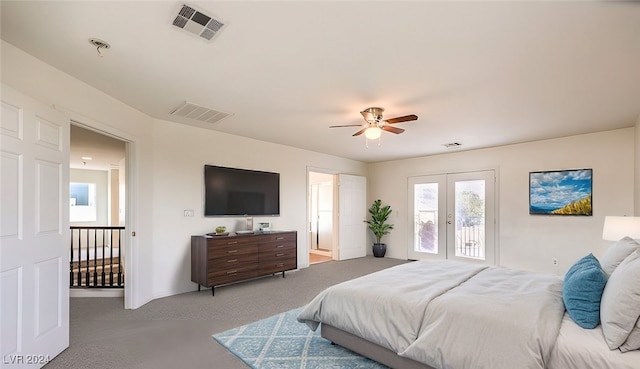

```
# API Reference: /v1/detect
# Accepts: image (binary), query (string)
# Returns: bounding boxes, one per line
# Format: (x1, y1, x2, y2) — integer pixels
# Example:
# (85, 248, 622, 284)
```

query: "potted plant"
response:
(364, 199, 394, 257)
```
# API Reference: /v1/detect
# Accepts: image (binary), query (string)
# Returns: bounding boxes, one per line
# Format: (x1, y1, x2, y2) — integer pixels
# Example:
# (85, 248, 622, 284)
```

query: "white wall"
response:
(368, 128, 635, 275)
(636, 115, 640, 215)
(149, 119, 366, 297)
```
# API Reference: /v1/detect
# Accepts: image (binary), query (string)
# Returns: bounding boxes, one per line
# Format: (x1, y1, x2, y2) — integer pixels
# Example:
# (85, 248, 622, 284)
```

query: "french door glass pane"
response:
(454, 180, 485, 260)
(413, 183, 439, 254)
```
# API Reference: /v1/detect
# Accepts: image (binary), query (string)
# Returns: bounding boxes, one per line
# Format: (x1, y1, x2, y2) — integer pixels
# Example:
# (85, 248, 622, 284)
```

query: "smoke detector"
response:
(172, 4, 225, 41)
(88, 38, 110, 57)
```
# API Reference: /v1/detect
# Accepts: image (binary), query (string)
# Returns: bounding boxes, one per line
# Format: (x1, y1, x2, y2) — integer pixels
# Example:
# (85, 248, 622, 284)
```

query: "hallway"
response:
(309, 253, 332, 264)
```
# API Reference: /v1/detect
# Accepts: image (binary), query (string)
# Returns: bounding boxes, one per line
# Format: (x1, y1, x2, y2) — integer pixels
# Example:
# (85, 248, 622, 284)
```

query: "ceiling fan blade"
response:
(329, 124, 363, 128)
(352, 127, 368, 136)
(384, 114, 418, 124)
(382, 125, 405, 134)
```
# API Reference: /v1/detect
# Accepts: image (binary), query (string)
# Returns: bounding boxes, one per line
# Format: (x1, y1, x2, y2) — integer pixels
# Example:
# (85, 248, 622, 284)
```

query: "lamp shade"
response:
(364, 126, 382, 139)
(602, 216, 640, 241)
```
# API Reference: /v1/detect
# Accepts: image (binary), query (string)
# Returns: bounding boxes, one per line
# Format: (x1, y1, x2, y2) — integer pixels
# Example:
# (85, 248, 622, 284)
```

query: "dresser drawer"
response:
(208, 263, 257, 285)
(207, 236, 256, 247)
(259, 247, 296, 262)
(259, 232, 296, 243)
(208, 243, 258, 259)
(208, 253, 258, 270)
(259, 240, 296, 254)
(257, 257, 297, 275)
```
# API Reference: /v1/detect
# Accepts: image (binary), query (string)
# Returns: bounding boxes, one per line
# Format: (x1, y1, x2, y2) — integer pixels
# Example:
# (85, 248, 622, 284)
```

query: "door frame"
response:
(64, 111, 139, 309)
(407, 167, 500, 265)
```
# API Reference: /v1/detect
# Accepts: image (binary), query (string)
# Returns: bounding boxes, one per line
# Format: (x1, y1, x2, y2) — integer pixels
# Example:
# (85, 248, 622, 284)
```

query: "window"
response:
(70, 182, 96, 222)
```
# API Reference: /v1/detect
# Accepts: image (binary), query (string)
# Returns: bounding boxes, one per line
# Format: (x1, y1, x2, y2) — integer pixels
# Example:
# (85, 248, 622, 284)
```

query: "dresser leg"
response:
(198, 284, 201, 292)
(212, 287, 215, 296)
(282, 271, 285, 278)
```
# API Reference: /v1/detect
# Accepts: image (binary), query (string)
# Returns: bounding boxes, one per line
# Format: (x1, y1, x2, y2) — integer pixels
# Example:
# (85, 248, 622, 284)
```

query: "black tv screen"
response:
(204, 165, 280, 216)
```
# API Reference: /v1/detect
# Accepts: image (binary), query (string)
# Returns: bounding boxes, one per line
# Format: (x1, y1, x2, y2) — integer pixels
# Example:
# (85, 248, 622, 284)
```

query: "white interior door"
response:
(337, 174, 367, 260)
(408, 170, 496, 265)
(1, 85, 70, 367)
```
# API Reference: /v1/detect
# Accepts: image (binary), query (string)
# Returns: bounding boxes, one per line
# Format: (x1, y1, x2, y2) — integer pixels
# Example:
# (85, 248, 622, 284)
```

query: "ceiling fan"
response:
(330, 107, 418, 139)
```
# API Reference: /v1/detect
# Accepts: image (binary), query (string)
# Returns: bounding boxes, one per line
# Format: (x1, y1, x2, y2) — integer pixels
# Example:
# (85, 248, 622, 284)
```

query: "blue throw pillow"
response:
(562, 253, 608, 329)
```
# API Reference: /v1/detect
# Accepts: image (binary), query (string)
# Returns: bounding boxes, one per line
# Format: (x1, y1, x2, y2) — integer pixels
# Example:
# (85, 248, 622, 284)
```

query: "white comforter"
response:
(298, 260, 487, 353)
(297, 261, 565, 369)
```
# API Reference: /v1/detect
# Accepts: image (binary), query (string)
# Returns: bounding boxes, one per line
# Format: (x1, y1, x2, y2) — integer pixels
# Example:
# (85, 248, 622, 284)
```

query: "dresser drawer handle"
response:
(227, 241, 238, 245)
(276, 237, 285, 240)
(227, 250, 238, 254)
(277, 263, 284, 267)
(227, 270, 238, 274)
(276, 253, 285, 257)
(276, 245, 285, 248)
(227, 259, 238, 263)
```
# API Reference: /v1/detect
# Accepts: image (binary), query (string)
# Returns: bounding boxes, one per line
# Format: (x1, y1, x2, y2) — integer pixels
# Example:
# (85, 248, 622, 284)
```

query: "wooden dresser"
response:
(191, 231, 297, 295)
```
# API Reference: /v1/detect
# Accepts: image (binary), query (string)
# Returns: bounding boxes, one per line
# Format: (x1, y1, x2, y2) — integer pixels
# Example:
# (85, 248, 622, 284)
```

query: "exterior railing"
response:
(456, 217, 485, 259)
(70, 226, 124, 288)
(416, 216, 485, 259)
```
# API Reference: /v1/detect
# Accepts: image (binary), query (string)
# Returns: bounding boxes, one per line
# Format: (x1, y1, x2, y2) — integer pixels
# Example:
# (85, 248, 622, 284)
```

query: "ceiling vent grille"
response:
(170, 102, 232, 124)
(172, 4, 225, 41)
(443, 142, 462, 149)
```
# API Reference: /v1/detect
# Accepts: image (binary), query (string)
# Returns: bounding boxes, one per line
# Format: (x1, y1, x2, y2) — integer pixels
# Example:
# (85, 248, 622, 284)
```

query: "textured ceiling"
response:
(2, 1, 640, 163)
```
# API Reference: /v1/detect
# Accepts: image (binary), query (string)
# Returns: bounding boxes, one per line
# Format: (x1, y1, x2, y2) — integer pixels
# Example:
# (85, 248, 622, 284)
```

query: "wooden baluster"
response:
(117, 228, 123, 286)
(70, 230, 74, 287)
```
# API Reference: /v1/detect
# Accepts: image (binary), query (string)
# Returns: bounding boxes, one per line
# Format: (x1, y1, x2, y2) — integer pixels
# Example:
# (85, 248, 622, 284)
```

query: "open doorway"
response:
(69, 124, 127, 297)
(308, 171, 335, 264)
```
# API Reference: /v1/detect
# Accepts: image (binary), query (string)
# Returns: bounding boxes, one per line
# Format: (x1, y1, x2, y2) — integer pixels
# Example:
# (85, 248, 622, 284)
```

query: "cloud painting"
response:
(529, 169, 592, 215)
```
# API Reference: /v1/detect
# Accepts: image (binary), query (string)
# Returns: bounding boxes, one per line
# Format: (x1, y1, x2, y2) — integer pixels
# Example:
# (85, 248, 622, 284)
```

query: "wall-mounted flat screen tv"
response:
(204, 165, 280, 216)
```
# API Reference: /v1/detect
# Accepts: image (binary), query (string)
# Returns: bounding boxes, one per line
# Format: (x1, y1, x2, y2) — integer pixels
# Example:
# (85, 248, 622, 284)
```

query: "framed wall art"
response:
(529, 168, 592, 216)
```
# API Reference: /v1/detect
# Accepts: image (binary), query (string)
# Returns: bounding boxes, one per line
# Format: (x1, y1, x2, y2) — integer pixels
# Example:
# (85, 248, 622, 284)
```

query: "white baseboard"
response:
(70, 288, 124, 298)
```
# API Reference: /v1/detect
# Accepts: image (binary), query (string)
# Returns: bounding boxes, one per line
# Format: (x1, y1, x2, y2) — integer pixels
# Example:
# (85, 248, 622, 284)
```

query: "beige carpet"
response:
(46, 256, 408, 369)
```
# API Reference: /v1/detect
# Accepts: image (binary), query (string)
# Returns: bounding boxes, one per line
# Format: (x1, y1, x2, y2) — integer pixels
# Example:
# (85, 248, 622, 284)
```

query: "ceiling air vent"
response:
(172, 4, 225, 41)
(170, 102, 232, 124)
(443, 142, 462, 149)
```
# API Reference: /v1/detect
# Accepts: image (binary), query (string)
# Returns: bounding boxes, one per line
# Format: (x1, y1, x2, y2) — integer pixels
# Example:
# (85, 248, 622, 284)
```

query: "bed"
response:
(297, 239, 640, 369)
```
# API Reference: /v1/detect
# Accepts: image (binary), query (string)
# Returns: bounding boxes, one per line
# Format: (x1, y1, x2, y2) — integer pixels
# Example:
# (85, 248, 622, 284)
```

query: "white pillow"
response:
(600, 250, 640, 349)
(599, 236, 640, 277)
(620, 317, 640, 352)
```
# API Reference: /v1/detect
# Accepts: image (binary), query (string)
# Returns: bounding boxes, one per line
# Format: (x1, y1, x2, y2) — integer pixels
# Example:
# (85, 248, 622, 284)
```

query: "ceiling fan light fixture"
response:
(365, 126, 382, 139)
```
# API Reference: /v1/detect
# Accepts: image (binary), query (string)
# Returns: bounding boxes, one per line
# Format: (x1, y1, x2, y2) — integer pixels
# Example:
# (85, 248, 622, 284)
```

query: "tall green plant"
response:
(364, 199, 394, 244)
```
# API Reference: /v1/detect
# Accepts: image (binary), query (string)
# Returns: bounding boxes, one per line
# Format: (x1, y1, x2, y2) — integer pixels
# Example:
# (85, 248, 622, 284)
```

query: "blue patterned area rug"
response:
(213, 307, 389, 369)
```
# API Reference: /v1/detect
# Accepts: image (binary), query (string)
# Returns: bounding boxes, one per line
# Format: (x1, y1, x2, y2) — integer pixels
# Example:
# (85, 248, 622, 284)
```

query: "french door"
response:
(408, 170, 496, 265)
